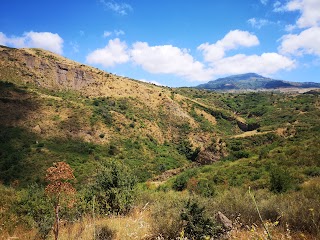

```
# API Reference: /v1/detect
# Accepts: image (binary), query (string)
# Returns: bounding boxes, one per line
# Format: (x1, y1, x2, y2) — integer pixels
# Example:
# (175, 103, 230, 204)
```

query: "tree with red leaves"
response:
(45, 162, 76, 240)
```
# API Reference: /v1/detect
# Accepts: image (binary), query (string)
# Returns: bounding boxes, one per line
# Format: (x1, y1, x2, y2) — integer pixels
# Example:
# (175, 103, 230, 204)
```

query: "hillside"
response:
(1, 46, 320, 239)
(196, 72, 320, 91)
(0, 45, 249, 184)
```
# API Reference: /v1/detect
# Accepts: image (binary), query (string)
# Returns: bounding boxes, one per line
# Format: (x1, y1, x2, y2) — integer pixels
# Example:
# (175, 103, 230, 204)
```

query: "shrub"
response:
(88, 161, 137, 215)
(269, 168, 293, 193)
(18, 184, 54, 239)
(148, 191, 185, 239)
(172, 170, 197, 191)
(95, 225, 116, 240)
(181, 200, 219, 239)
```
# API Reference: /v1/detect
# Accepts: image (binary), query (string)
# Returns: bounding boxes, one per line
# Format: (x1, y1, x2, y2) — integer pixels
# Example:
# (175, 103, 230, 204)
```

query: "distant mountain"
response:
(196, 73, 320, 90)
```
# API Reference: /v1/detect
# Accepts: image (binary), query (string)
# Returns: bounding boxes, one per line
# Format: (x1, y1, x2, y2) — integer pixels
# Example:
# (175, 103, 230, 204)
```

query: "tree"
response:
(45, 162, 76, 240)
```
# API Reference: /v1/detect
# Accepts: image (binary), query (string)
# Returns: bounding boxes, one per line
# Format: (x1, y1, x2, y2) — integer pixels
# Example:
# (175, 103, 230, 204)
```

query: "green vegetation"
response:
(0, 77, 320, 239)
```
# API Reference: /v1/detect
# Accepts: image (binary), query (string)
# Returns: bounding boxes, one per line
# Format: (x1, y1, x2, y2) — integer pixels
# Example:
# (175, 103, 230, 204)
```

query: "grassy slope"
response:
(0, 46, 320, 239)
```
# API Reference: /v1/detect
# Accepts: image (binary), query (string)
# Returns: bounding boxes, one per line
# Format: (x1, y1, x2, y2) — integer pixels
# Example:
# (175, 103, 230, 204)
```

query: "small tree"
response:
(45, 162, 76, 240)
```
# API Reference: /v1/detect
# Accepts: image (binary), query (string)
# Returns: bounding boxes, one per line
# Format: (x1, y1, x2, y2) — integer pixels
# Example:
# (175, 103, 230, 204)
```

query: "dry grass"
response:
(229, 227, 316, 240)
(195, 108, 217, 125)
(54, 207, 151, 240)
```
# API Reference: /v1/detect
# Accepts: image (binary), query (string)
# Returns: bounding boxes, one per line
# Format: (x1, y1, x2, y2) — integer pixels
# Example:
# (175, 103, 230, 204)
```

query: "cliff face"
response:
(0, 45, 108, 92)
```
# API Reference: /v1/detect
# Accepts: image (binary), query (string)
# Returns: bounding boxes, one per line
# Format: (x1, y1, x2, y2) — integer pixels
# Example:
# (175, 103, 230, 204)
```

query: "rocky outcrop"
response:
(0, 45, 110, 93)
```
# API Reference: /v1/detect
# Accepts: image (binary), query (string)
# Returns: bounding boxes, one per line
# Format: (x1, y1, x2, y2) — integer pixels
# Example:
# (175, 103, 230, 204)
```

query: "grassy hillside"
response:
(0, 46, 320, 239)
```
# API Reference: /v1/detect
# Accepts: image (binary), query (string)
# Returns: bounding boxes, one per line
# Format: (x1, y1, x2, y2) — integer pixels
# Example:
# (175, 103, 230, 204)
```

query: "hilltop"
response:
(0, 46, 320, 239)
(196, 72, 320, 91)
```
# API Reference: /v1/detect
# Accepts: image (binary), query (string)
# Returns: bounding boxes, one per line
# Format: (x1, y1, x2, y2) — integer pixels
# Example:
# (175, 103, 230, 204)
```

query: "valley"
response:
(0, 46, 320, 240)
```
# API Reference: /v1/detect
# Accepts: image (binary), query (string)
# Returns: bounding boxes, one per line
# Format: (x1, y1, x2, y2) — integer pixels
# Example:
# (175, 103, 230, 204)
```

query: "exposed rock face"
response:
(0, 46, 107, 93)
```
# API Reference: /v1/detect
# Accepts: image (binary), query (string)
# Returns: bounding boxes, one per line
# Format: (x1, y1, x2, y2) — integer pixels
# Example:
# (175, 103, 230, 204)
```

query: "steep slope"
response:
(196, 72, 320, 90)
(0, 46, 247, 185)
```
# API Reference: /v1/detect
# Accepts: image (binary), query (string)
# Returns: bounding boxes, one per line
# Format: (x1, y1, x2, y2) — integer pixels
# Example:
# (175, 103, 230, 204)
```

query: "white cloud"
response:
(86, 38, 129, 67)
(287, 0, 320, 28)
(100, 0, 132, 15)
(248, 18, 270, 29)
(0, 31, 63, 54)
(103, 31, 112, 38)
(279, 27, 320, 56)
(103, 30, 125, 38)
(285, 24, 297, 32)
(86, 30, 295, 82)
(131, 42, 213, 81)
(139, 78, 163, 86)
(0, 32, 8, 45)
(274, 0, 320, 28)
(273, 1, 286, 12)
(114, 30, 125, 36)
(210, 53, 295, 76)
(197, 30, 294, 77)
(198, 30, 259, 62)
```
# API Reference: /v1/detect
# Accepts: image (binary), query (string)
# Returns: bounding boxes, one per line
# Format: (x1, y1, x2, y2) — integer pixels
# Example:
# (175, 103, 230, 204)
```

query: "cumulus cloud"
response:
(279, 27, 320, 56)
(286, 0, 320, 28)
(198, 30, 259, 62)
(0, 31, 63, 54)
(274, 0, 320, 28)
(275, 0, 320, 58)
(100, 0, 132, 15)
(86, 30, 295, 82)
(86, 38, 129, 67)
(248, 18, 270, 29)
(131, 42, 213, 81)
(196, 30, 294, 77)
(210, 53, 295, 76)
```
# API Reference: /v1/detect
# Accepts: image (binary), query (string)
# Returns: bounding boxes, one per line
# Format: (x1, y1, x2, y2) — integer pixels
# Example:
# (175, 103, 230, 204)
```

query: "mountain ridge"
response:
(196, 73, 320, 91)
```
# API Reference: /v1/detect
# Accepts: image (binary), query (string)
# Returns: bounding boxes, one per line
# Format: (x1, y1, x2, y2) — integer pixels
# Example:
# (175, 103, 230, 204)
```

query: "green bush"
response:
(269, 167, 293, 193)
(18, 184, 54, 239)
(181, 200, 219, 239)
(172, 170, 197, 191)
(87, 161, 137, 215)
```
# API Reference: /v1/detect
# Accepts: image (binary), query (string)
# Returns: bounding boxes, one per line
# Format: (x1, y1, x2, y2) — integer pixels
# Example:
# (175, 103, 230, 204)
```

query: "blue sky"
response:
(1, 0, 319, 87)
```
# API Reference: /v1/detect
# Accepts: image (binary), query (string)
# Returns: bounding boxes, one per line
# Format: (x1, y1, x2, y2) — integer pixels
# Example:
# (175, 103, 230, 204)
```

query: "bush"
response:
(18, 184, 54, 239)
(95, 225, 116, 240)
(172, 170, 197, 191)
(181, 200, 219, 239)
(88, 161, 137, 215)
(270, 168, 293, 193)
(148, 191, 185, 239)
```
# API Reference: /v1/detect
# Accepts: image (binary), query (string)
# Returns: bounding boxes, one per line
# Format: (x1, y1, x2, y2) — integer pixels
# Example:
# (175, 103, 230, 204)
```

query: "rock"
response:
(217, 211, 233, 231)
(33, 125, 42, 134)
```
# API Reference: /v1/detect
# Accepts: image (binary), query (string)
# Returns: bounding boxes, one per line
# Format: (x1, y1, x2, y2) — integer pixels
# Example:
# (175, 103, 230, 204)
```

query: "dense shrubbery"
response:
(86, 161, 137, 215)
